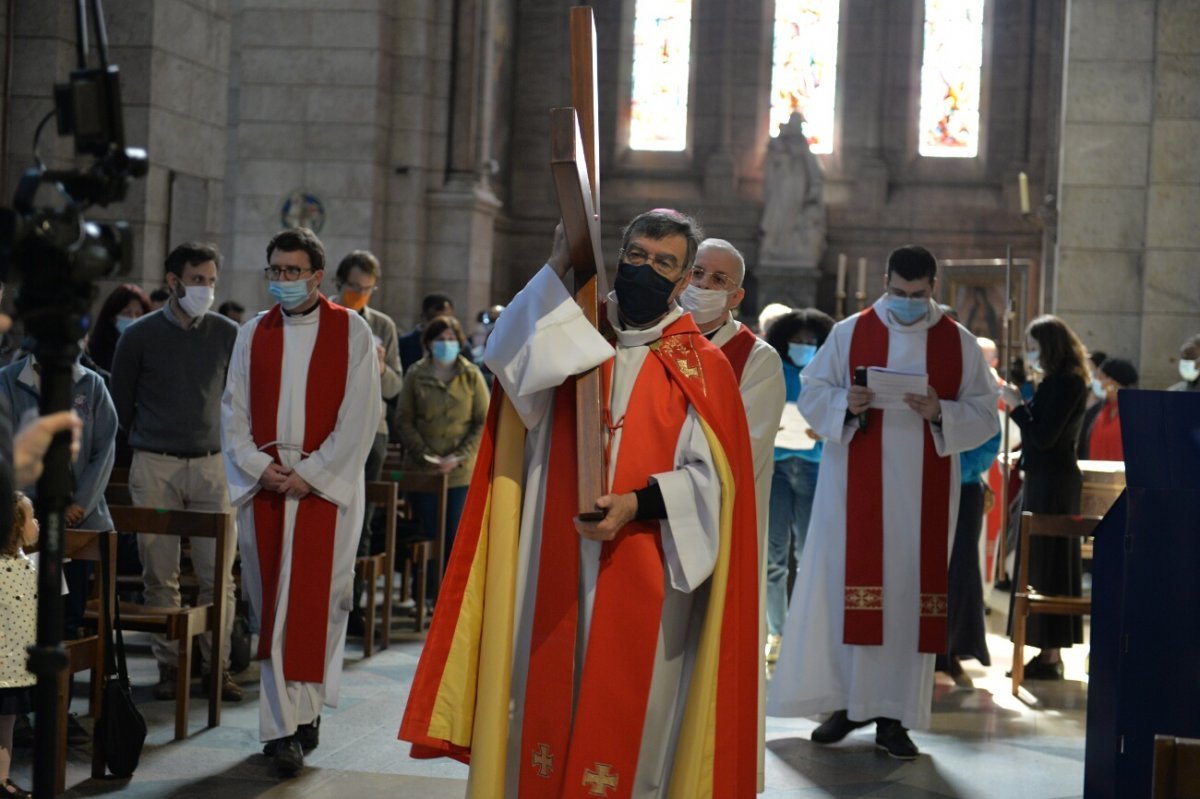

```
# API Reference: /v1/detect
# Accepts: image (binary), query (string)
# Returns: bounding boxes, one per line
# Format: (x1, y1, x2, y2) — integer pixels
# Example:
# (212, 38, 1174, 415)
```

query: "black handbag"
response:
(94, 536, 147, 777)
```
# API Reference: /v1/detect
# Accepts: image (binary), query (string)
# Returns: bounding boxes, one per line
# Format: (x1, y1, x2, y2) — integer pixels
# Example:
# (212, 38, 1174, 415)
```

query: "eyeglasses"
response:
(689, 267, 737, 291)
(264, 266, 315, 281)
(343, 282, 377, 294)
(621, 246, 683, 279)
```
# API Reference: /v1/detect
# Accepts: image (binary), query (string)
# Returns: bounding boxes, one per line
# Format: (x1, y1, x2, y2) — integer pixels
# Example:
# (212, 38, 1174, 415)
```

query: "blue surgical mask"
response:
(886, 295, 929, 325)
(431, 340, 460, 364)
(114, 316, 136, 334)
(1025, 350, 1041, 372)
(268, 280, 313, 310)
(788, 342, 817, 368)
(1091, 378, 1106, 399)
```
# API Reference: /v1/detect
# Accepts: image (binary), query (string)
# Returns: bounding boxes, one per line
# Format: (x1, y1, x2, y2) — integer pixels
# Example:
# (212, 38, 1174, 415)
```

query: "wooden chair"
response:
(382, 468, 449, 633)
(103, 505, 232, 740)
(1153, 735, 1200, 799)
(1010, 511, 1102, 696)
(30, 530, 115, 791)
(353, 480, 399, 656)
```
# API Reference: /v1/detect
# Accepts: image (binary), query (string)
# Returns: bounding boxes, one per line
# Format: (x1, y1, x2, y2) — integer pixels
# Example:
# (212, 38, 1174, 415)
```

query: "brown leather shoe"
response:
(204, 670, 244, 703)
(154, 664, 178, 701)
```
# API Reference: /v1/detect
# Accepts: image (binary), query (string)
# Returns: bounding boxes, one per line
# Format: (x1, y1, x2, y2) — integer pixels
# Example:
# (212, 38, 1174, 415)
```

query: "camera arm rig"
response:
(0, 1, 148, 796)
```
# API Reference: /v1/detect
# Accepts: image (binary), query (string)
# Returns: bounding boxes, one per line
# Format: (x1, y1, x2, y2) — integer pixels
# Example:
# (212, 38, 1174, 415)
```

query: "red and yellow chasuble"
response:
(248, 295, 349, 683)
(399, 314, 759, 798)
(844, 307, 962, 653)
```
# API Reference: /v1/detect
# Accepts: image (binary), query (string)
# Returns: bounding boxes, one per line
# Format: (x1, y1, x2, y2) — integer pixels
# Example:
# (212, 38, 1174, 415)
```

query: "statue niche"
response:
(755, 112, 827, 308)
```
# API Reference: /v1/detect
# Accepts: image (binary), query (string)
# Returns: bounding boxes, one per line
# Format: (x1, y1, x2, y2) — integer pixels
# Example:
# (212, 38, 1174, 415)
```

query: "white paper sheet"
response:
(866, 366, 928, 411)
(775, 402, 817, 450)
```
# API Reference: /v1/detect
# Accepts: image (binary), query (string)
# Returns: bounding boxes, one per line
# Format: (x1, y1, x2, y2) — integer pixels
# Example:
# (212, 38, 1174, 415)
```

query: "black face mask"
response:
(613, 261, 678, 326)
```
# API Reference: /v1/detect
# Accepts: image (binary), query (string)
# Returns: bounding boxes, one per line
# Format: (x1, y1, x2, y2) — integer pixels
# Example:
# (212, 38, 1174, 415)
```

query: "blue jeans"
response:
(766, 457, 820, 635)
(409, 485, 470, 600)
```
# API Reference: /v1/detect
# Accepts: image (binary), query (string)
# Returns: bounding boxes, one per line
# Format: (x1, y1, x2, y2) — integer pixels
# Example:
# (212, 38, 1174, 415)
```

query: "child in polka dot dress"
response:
(0, 492, 38, 798)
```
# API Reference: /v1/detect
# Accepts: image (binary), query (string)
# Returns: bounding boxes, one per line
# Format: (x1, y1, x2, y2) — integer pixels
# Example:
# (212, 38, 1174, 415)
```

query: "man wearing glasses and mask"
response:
(767, 245, 998, 760)
(110, 242, 242, 704)
(678, 237, 785, 790)
(221, 227, 381, 777)
(401, 209, 760, 796)
(333, 250, 402, 636)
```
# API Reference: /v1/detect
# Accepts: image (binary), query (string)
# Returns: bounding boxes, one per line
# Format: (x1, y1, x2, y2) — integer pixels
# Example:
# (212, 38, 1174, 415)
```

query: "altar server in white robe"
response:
(677, 237, 785, 791)
(222, 227, 380, 777)
(399, 210, 761, 798)
(767, 245, 998, 760)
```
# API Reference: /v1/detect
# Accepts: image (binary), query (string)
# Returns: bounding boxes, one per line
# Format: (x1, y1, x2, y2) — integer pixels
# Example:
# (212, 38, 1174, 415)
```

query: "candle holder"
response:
(835, 290, 847, 320)
(855, 290, 866, 312)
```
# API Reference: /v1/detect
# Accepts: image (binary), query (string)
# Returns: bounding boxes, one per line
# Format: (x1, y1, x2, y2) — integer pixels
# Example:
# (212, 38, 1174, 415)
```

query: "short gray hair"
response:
(620, 209, 705, 271)
(696, 238, 746, 286)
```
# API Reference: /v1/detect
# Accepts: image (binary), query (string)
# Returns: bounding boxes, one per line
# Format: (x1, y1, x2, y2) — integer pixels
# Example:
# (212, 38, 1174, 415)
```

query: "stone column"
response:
(422, 0, 501, 319)
(1055, 0, 1200, 388)
(1140, 0, 1200, 387)
(1054, 0, 1153, 366)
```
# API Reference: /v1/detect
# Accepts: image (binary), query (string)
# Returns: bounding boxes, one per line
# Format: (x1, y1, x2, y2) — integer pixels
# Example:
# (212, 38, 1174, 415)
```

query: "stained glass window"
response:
(629, 0, 693, 152)
(919, 0, 984, 158)
(769, 0, 840, 154)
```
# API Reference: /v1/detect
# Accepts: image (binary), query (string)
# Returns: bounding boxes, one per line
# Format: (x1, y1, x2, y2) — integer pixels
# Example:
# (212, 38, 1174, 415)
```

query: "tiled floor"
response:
(10, 589, 1089, 798)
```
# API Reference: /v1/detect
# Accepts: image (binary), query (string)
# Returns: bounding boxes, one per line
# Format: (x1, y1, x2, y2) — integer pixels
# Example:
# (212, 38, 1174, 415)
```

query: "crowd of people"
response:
(0, 229, 501, 790)
(0, 214, 1195, 796)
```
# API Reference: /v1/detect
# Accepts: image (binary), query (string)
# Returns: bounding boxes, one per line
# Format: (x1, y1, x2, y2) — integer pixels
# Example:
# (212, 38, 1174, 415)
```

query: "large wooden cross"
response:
(551, 6, 608, 516)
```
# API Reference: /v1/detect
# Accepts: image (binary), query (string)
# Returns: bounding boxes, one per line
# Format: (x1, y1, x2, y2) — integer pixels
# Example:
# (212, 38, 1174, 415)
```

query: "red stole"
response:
(249, 296, 350, 682)
(720, 322, 758, 383)
(845, 307, 961, 653)
(517, 314, 758, 798)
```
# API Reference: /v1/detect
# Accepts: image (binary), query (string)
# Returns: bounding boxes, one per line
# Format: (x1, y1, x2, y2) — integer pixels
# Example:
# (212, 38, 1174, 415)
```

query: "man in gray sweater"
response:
(110, 241, 242, 701)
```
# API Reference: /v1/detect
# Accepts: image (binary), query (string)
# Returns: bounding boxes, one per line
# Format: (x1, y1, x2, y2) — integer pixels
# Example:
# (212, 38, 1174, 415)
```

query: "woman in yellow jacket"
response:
(396, 316, 489, 596)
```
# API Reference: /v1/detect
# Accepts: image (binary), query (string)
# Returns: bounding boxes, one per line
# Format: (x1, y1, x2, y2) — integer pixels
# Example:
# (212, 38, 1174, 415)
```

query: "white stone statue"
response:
(760, 112, 826, 265)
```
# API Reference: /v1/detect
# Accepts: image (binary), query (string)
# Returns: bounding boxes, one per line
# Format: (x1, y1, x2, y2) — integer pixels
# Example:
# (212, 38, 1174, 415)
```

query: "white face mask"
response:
(1181, 359, 1199, 383)
(677, 284, 733, 325)
(178, 285, 215, 318)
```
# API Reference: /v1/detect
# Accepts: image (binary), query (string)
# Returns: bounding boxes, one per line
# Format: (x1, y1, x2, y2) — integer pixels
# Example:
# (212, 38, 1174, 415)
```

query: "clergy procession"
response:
(3, 1, 1199, 798)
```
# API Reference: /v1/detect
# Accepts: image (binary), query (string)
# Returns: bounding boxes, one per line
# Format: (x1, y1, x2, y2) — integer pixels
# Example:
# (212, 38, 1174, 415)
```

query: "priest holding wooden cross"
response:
(400, 208, 759, 797)
(400, 10, 757, 796)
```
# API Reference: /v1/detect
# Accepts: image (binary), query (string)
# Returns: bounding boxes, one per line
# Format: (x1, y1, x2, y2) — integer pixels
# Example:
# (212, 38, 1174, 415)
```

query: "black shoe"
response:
(263, 736, 304, 778)
(66, 713, 90, 745)
(12, 714, 32, 748)
(1006, 656, 1064, 680)
(875, 719, 919, 760)
(2, 778, 32, 798)
(811, 710, 872, 744)
(296, 716, 320, 752)
(1023, 657, 1065, 680)
(346, 610, 365, 637)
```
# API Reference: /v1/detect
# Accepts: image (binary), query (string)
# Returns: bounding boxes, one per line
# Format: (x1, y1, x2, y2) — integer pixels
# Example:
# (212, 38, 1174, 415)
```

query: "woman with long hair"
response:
(87, 283, 152, 372)
(1002, 314, 1090, 678)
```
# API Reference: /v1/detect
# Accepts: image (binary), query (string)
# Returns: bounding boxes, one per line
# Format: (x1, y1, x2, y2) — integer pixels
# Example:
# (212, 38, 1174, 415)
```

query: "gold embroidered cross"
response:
(920, 593, 948, 616)
(583, 762, 619, 796)
(531, 743, 554, 778)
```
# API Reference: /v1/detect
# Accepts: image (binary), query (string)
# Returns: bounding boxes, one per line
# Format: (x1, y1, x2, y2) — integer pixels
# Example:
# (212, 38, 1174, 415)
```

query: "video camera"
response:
(0, 25, 146, 344)
(0, 2, 147, 794)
